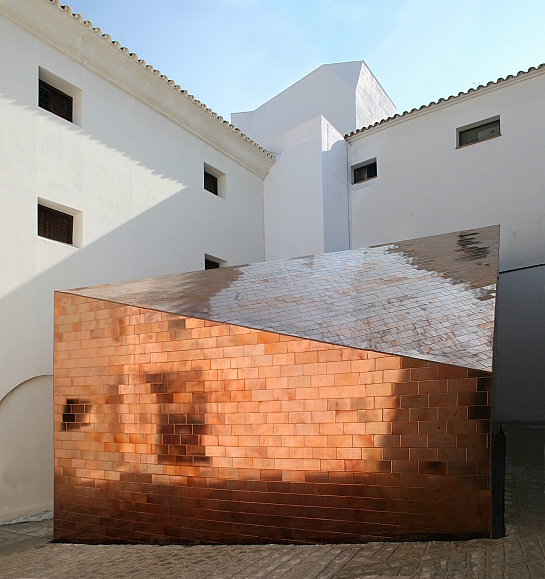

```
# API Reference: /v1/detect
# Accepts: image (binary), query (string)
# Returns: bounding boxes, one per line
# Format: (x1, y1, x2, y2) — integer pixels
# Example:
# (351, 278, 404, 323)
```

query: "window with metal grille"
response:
(204, 171, 218, 195)
(38, 80, 73, 122)
(38, 204, 73, 245)
(458, 119, 500, 147)
(205, 258, 220, 270)
(353, 160, 377, 184)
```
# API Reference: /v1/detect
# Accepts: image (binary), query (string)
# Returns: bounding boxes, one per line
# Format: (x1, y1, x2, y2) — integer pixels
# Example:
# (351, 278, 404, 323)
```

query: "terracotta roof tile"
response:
(346, 64, 545, 138)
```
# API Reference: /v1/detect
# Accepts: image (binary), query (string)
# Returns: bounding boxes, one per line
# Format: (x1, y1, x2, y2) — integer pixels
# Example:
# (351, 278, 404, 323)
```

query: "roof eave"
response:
(346, 63, 545, 142)
(0, 0, 275, 178)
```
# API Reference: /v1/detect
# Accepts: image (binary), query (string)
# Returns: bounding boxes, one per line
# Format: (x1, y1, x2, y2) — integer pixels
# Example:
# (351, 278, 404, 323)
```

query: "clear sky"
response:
(65, 0, 545, 125)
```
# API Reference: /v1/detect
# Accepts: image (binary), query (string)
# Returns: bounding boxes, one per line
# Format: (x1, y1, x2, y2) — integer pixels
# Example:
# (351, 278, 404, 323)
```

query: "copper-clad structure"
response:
(69, 226, 499, 370)
(54, 226, 499, 544)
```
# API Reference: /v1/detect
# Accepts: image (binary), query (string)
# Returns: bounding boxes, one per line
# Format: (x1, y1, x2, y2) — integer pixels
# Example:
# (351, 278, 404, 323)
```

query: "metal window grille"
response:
(205, 259, 220, 270)
(204, 171, 219, 195)
(38, 205, 73, 245)
(38, 80, 73, 122)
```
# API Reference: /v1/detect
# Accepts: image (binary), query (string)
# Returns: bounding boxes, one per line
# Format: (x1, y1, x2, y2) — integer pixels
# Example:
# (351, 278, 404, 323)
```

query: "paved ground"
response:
(1, 423, 544, 578)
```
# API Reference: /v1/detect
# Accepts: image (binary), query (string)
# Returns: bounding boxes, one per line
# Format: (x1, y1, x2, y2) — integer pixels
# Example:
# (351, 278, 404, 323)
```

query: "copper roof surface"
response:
(65, 226, 499, 371)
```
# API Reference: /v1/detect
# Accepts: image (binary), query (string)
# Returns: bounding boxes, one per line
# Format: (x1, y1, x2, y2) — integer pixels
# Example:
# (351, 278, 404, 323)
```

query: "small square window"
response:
(204, 171, 218, 196)
(38, 204, 73, 245)
(39, 80, 73, 123)
(458, 118, 500, 147)
(353, 160, 377, 184)
(203, 163, 226, 198)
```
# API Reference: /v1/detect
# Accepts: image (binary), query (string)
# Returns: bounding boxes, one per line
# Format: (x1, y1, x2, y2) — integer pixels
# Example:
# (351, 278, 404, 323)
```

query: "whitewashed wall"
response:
(0, 377, 53, 523)
(0, 0, 273, 521)
(348, 69, 545, 421)
(348, 69, 545, 272)
(262, 116, 348, 261)
(239, 61, 392, 261)
(233, 61, 395, 146)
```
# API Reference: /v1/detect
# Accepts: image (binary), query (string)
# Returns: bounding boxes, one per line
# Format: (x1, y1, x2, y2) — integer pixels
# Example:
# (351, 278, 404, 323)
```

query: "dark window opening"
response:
(459, 119, 500, 147)
(205, 259, 220, 270)
(38, 204, 73, 245)
(62, 398, 91, 431)
(204, 171, 218, 195)
(354, 160, 377, 184)
(38, 80, 73, 122)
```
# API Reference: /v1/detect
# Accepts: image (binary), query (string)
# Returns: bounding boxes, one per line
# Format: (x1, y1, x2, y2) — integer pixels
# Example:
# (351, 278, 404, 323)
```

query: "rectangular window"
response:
(353, 160, 377, 184)
(203, 163, 226, 198)
(204, 171, 219, 196)
(458, 119, 500, 147)
(38, 204, 73, 245)
(38, 80, 73, 123)
(205, 258, 220, 270)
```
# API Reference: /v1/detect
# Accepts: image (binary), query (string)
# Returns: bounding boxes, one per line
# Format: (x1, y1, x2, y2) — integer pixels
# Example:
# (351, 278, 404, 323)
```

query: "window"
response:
(458, 118, 500, 147)
(38, 204, 74, 245)
(38, 68, 82, 125)
(203, 163, 226, 198)
(205, 254, 225, 269)
(353, 159, 377, 184)
(204, 171, 218, 196)
(38, 80, 73, 122)
(62, 398, 91, 431)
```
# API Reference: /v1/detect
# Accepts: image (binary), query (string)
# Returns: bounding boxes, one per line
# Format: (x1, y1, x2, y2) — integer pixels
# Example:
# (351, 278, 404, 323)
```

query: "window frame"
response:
(39, 80, 73, 123)
(38, 204, 74, 245)
(352, 158, 377, 185)
(457, 116, 501, 148)
(204, 254, 225, 270)
(37, 198, 83, 248)
(38, 67, 82, 126)
(203, 163, 226, 199)
(204, 171, 218, 196)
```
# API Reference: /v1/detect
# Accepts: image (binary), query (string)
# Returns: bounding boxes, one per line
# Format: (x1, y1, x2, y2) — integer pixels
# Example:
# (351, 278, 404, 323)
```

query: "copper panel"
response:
(64, 226, 499, 371)
(54, 297, 492, 544)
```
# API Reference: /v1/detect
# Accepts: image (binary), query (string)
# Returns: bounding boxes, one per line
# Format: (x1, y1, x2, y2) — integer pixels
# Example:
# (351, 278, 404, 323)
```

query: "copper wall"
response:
(54, 293, 492, 544)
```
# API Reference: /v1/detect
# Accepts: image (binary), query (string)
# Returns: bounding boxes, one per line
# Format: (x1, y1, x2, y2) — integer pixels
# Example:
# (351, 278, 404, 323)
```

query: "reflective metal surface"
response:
(68, 226, 499, 371)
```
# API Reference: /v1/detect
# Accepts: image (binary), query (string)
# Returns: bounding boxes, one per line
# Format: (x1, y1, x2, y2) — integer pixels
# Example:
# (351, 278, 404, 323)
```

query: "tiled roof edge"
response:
(346, 63, 545, 139)
(46, 0, 273, 159)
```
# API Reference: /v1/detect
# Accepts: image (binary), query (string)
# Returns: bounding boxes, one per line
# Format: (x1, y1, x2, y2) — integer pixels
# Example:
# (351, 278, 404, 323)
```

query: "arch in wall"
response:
(0, 375, 53, 523)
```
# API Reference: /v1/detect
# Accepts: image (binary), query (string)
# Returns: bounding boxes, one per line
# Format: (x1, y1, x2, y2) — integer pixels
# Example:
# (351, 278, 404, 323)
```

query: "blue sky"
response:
(65, 0, 545, 124)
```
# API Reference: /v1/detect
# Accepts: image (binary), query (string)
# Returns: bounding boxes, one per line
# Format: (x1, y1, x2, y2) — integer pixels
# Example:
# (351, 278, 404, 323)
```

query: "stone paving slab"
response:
(1, 519, 54, 539)
(0, 527, 50, 556)
(1, 536, 545, 578)
(1, 423, 544, 578)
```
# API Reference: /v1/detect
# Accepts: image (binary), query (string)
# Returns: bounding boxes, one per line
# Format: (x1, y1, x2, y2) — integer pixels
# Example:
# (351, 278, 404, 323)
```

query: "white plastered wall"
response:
(239, 60, 390, 262)
(348, 70, 545, 272)
(0, 376, 53, 523)
(348, 69, 545, 421)
(232, 61, 396, 145)
(0, 2, 272, 520)
(263, 116, 348, 261)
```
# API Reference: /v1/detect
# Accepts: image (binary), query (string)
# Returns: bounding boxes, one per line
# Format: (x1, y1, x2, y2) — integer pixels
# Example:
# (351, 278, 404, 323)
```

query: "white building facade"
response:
(1, 0, 544, 525)
(0, 0, 273, 522)
(346, 67, 545, 423)
(238, 60, 545, 426)
(233, 61, 396, 261)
